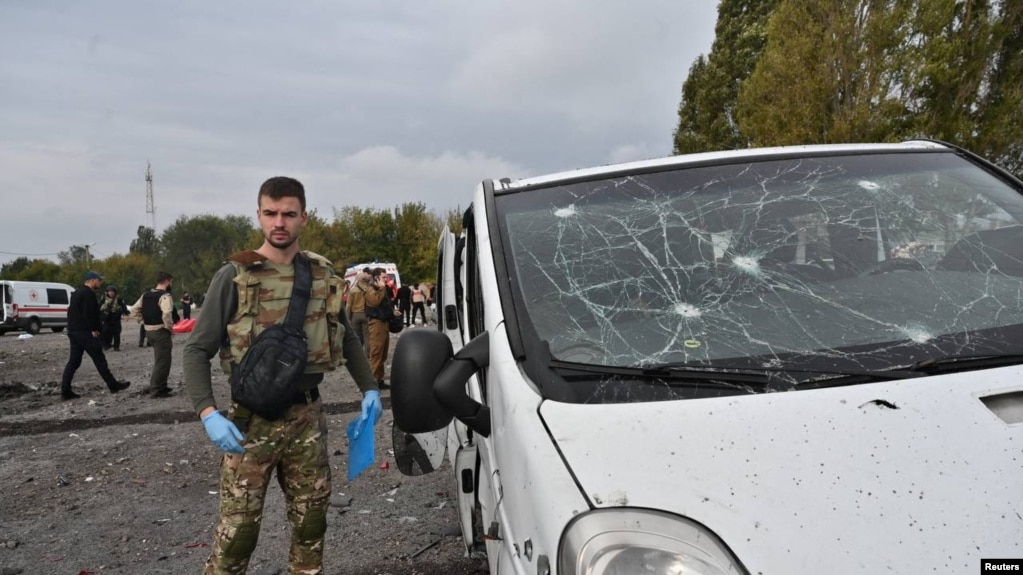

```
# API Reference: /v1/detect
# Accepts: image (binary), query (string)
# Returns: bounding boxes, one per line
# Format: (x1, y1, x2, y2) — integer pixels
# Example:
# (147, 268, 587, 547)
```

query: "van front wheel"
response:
(27, 319, 41, 335)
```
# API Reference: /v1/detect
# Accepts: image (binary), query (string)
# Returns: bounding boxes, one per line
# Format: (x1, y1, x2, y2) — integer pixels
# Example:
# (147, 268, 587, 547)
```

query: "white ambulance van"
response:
(388, 142, 1023, 575)
(0, 280, 75, 335)
(343, 262, 402, 288)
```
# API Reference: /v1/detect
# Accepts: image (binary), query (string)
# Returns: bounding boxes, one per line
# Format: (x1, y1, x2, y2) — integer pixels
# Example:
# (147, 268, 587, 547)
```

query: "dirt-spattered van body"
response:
(0, 280, 75, 335)
(389, 142, 1023, 575)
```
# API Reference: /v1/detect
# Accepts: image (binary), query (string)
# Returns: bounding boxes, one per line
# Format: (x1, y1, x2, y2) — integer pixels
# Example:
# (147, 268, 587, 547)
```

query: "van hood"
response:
(540, 368, 1023, 573)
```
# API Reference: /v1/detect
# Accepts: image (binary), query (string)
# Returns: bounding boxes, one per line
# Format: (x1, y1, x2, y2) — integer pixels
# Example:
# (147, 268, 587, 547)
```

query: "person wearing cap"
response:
(59, 271, 131, 400)
(99, 285, 128, 351)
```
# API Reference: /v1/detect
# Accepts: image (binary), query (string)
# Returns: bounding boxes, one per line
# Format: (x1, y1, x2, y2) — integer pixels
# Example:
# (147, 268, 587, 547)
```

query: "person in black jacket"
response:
(59, 271, 131, 400)
(396, 282, 412, 327)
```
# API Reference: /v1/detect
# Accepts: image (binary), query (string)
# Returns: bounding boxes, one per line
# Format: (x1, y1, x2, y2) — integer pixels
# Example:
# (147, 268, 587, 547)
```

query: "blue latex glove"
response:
(361, 389, 382, 424)
(201, 411, 245, 454)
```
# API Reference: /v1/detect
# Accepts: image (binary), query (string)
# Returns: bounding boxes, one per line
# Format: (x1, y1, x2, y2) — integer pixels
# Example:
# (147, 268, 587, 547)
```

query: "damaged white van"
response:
(389, 141, 1023, 574)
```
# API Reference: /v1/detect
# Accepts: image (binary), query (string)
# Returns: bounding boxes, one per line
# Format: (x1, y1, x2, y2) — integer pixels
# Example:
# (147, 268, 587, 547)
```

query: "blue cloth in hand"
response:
(347, 408, 378, 481)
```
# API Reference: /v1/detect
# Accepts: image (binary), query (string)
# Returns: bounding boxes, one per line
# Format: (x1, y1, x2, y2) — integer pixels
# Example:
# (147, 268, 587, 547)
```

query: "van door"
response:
(1, 282, 11, 328)
(456, 206, 502, 560)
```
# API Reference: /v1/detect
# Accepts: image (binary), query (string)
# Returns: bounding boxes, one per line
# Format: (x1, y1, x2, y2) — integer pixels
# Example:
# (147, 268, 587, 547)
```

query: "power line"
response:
(0, 249, 63, 257)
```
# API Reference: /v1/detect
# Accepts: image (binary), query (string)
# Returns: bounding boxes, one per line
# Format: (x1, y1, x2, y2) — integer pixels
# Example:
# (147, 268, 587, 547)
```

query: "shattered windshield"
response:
(498, 151, 1023, 390)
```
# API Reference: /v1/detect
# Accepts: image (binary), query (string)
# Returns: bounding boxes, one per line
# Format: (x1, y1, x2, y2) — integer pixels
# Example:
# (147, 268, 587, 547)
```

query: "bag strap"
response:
(283, 252, 312, 332)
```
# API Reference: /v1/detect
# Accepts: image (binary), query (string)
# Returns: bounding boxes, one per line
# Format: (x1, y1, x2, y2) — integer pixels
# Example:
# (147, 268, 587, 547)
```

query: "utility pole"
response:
(145, 161, 156, 232)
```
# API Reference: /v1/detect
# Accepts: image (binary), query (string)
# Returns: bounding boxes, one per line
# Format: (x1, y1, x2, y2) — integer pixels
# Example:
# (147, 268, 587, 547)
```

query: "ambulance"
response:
(0, 280, 75, 335)
(343, 262, 402, 290)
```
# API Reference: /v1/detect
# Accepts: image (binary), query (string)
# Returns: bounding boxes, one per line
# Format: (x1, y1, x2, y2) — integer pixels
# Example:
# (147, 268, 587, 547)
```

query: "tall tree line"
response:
(675, 0, 1023, 175)
(0, 202, 461, 305)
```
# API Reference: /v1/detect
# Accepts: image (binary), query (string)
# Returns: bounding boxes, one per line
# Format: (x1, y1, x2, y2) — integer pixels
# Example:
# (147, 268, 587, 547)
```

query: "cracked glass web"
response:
(498, 152, 1023, 388)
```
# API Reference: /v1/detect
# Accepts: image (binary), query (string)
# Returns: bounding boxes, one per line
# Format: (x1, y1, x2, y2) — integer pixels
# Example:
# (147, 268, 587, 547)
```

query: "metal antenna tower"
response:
(145, 161, 156, 232)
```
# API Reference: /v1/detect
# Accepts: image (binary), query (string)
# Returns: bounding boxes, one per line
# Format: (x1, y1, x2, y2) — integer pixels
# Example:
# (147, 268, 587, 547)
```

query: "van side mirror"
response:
(390, 329, 491, 438)
(391, 329, 455, 433)
(434, 332, 490, 437)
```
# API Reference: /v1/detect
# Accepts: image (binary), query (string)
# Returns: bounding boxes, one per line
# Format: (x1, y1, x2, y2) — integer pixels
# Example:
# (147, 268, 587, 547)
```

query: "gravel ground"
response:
(0, 318, 488, 575)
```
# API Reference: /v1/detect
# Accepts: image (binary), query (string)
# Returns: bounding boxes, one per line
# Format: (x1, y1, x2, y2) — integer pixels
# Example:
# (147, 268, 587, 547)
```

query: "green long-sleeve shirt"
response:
(183, 261, 378, 415)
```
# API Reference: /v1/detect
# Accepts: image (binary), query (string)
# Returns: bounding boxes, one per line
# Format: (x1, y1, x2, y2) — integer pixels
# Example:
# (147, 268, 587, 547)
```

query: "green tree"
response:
(906, 1, 1023, 174)
(444, 207, 464, 237)
(737, 0, 915, 146)
(392, 202, 444, 284)
(331, 206, 397, 267)
(129, 226, 163, 257)
(728, 0, 1023, 176)
(160, 214, 255, 299)
(0, 257, 32, 279)
(673, 0, 781, 154)
(4, 259, 62, 282)
(975, 3, 1023, 174)
(95, 252, 159, 303)
(296, 210, 343, 265)
(57, 245, 93, 267)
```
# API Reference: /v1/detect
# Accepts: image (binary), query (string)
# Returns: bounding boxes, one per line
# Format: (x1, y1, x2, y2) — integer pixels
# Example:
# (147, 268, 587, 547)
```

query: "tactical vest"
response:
(142, 290, 168, 325)
(219, 250, 346, 375)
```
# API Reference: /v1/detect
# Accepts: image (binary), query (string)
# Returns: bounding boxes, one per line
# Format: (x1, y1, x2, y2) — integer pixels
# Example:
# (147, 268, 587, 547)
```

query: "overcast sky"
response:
(0, 1, 717, 267)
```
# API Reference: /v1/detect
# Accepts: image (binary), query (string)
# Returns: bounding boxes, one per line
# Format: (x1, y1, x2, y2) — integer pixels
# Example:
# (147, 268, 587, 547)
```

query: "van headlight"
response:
(559, 509, 747, 575)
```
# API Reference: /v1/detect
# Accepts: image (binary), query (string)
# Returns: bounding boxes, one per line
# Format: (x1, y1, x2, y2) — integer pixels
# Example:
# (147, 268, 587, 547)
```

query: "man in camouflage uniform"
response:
(99, 285, 128, 351)
(183, 176, 382, 575)
(344, 266, 372, 351)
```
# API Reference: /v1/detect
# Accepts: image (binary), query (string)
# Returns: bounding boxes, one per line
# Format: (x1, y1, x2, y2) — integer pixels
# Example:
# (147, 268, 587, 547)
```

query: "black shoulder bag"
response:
(365, 290, 405, 333)
(230, 253, 312, 420)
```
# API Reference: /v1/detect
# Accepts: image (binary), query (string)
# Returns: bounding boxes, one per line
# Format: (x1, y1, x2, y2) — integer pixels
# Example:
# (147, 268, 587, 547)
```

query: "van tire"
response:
(27, 319, 41, 335)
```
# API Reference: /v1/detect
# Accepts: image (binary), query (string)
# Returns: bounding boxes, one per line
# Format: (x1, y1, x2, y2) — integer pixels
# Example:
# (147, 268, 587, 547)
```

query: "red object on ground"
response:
(380, 461, 390, 470)
(172, 319, 196, 334)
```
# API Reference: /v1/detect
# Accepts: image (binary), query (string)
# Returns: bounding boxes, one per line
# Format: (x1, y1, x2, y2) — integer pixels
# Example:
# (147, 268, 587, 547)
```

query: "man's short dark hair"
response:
(259, 176, 306, 212)
(156, 271, 174, 284)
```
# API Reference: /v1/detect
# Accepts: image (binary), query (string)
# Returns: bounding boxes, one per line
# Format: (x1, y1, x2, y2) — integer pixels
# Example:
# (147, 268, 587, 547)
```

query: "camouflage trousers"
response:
(203, 399, 331, 575)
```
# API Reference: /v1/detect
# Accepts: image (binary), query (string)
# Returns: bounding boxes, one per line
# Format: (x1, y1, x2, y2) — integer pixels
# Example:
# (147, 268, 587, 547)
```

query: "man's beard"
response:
(265, 229, 297, 249)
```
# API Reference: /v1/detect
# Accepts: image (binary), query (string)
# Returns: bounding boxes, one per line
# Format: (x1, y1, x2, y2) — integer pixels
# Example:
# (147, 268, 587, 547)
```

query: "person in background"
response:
(410, 282, 427, 326)
(345, 267, 372, 351)
(99, 285, 128, 351)
(131, 272, 176, 398)
(383, 273, 398, 302)
(424, 282, 436, 324)
(396, 281, 412, 327)
(183, 176, 381, 574)
(364, 267, 393, 388)
(180, 291, 193, 320)
(59, 271, 131, 400)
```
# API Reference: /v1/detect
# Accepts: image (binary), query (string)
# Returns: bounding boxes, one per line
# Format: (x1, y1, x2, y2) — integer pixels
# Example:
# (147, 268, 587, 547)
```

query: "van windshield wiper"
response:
(550, 360, 776, 389)
(642, 362, 928, 388)
(905, 353, 1023, 375)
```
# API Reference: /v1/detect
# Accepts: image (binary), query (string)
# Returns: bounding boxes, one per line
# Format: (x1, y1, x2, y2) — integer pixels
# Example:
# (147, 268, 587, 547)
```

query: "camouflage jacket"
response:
(100, 295, 127, 320)
(220, 250, 345, 374)
(182, 249, 378, 415)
